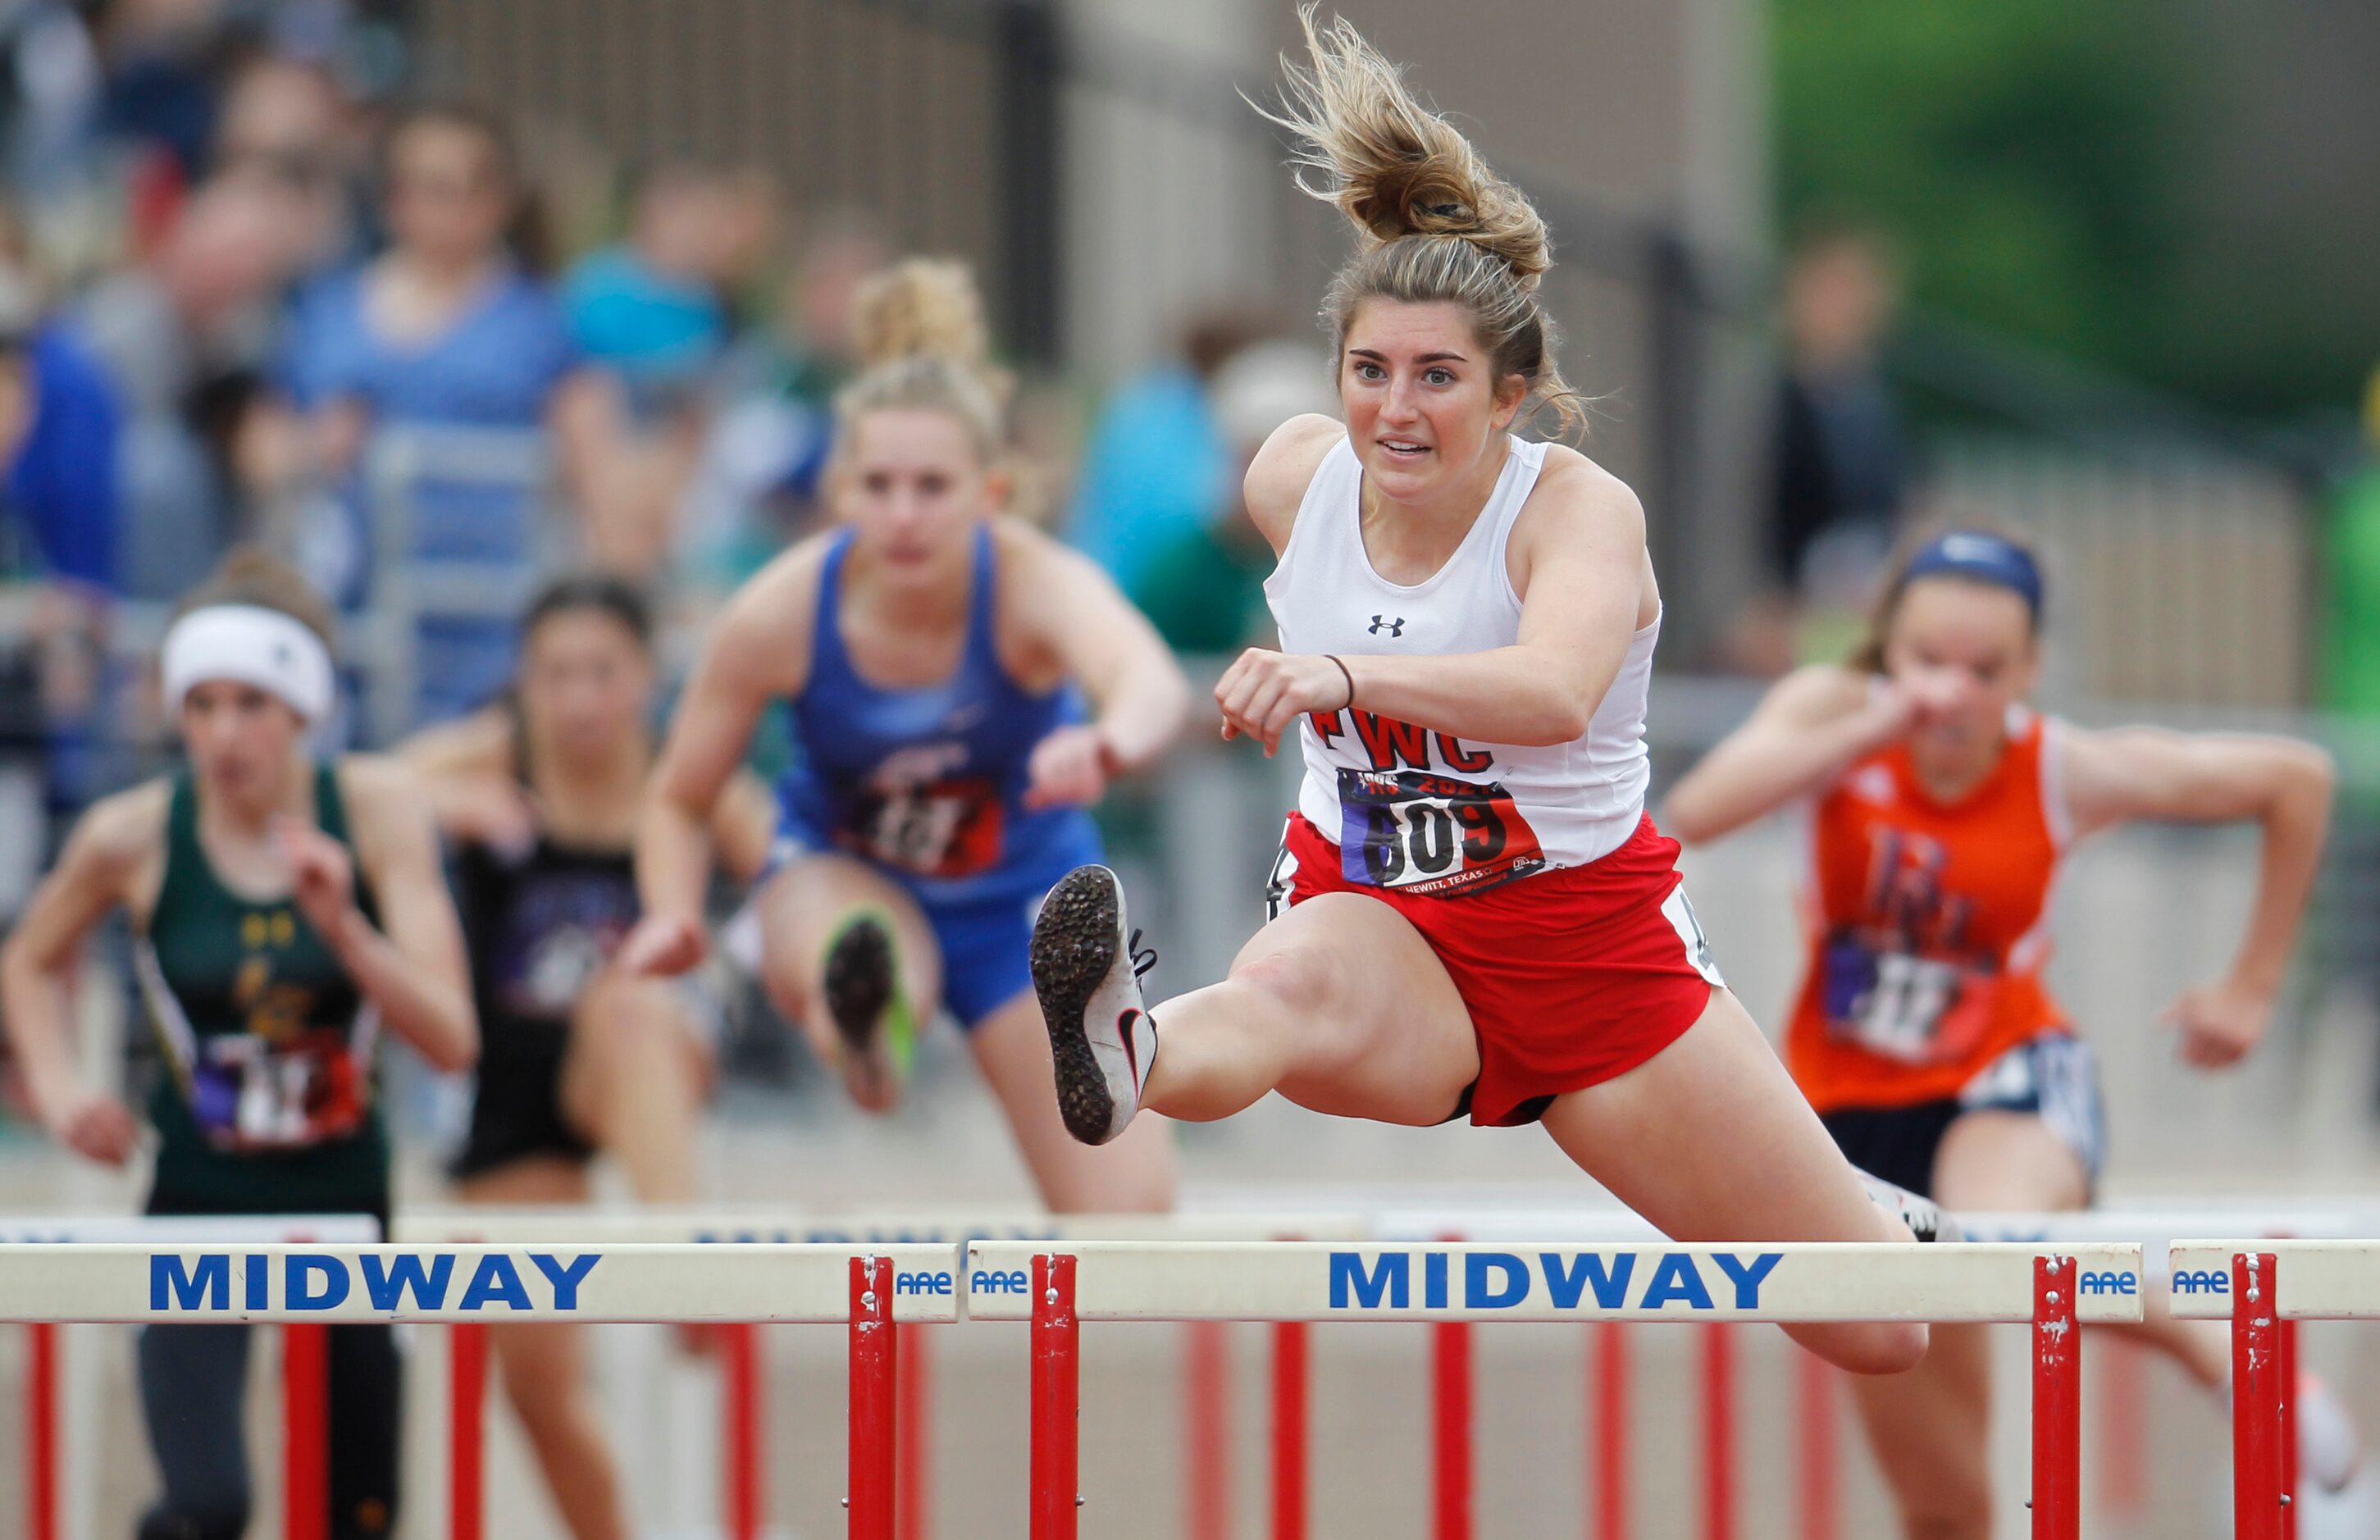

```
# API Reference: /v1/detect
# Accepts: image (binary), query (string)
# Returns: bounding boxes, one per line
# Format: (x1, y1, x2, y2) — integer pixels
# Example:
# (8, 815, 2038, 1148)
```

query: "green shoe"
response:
(822, 910, 915, 1102)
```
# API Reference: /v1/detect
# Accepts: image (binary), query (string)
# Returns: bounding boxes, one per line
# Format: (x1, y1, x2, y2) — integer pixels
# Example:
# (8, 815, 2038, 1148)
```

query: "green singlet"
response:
(135, 762, 389, 1223)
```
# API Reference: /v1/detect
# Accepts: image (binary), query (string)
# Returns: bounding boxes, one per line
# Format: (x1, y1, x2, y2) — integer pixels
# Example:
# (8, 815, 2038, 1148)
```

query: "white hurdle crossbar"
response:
(0, 1215, 378, 1540)
(0, 1242, 956, 1540)
(969, 1239, 2145, 1540)
(2168, 1238, 2380, 1540)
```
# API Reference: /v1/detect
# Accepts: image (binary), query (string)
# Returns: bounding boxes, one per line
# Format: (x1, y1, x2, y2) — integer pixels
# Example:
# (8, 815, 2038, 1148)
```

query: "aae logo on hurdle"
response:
(960, 1240, 2150, 1324)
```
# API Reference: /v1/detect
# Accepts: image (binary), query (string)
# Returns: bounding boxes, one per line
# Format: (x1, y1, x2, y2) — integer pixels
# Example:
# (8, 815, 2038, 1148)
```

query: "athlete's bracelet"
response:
(1325, 654, 1356, 712)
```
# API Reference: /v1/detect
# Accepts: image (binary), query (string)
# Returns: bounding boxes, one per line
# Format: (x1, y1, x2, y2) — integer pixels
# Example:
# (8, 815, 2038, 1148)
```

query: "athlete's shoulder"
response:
(1525, 442, 1644, 529)
(331, 753, 435, 833)
(1767, 663, 1874, 724)
(1243, 413, 1345, 552)
(71, 779, 171, 869)
(717, 535, 834, 651)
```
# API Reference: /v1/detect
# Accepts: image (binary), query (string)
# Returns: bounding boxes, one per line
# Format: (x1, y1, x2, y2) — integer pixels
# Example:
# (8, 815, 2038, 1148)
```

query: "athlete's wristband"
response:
(1325, 654, 1356, 712)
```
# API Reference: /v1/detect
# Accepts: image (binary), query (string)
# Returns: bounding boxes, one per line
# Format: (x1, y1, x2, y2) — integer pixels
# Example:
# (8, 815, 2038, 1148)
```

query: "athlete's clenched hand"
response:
(619, 913, 709, 978)
(1023, 724, 1116, 809)
(1216, 648, 1348, 757)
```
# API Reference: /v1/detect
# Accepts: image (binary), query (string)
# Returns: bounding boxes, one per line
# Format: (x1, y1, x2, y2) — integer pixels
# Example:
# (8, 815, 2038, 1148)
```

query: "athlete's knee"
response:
(1812, 1319, 1928, 1378)
(1894, 1475, 1994, 1540)
(1226, 942, 1337, 1020)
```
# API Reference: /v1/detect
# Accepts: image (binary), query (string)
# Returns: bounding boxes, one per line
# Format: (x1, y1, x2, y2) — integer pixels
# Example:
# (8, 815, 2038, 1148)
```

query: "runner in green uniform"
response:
(2, 549, 476, 1540)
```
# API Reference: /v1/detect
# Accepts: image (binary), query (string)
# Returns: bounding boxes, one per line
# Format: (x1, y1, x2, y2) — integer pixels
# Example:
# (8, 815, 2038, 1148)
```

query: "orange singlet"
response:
(1785, 707, 2075, 1114)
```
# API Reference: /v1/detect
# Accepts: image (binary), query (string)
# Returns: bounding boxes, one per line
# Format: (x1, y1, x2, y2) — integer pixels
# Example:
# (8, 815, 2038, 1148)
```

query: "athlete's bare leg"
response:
(458, 1159, 627, 1540)
(755, 854, 944, 1109)
(1847, 1113, 2087, 1539)
(1138, 893, 1480, 1126)
(1539, 990, 1927, 1378)
(969, 987, 1177, 1212)
(560, 970, 712, 1205)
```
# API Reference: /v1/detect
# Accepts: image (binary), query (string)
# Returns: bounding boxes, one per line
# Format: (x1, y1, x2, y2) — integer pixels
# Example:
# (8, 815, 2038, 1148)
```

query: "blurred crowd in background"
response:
(0, 0, 2374, 1096)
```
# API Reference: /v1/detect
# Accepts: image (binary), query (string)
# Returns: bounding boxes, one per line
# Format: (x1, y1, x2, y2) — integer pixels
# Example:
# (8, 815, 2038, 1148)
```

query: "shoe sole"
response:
(1031, 867, 1122, 1146)
(823, 915, 896, 1072)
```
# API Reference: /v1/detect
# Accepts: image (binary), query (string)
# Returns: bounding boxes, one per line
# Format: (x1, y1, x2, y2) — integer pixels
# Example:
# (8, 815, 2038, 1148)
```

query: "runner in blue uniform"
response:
(626, 259, 1184, 1210)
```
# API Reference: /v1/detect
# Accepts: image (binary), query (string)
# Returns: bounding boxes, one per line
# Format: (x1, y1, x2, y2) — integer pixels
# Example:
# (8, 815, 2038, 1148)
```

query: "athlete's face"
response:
(1338, 301, 1526, 504)
(838, 408, 999, 575)
(385, 121, 512, 270)
(1882, 577, 2040, 764)
(180, 679, 306, 808)
(520, 609, 652, 768)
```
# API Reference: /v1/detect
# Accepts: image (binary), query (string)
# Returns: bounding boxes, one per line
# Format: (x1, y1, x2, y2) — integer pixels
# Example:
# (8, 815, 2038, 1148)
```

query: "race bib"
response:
(844, 777, 1006, 878)
(187, 1028, 370, 1152)
(1820, 937, 1996, 1064)
(1336, 768, 1545, 896)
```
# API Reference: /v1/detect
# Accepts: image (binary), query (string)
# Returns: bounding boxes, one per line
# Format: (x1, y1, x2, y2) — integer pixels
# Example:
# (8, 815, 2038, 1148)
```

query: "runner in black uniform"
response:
(1, 550, 476, 1540)
(402, 575, 772, 1540)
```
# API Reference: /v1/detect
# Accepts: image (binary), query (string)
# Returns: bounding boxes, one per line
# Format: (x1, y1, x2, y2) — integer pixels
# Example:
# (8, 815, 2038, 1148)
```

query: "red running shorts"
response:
(1268, 812, 1723, 1127)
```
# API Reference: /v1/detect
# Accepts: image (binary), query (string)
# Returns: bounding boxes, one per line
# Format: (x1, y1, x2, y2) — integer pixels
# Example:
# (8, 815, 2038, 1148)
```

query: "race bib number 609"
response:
(1336, 768, 1545, 896)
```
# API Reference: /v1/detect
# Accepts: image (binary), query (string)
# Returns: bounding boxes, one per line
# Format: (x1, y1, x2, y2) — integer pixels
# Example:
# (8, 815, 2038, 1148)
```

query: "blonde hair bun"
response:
(853, 257, 992, 371)
(1266, 7, 1551, 290)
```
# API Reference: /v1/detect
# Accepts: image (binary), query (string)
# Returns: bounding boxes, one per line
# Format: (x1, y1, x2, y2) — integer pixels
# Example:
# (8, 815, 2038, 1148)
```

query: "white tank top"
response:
(1262, 434, 1660, 894)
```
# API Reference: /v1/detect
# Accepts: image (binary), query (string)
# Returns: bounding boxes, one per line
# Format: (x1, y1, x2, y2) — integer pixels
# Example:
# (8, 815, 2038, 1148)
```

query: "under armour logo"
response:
(1368, 616, 1405, 637)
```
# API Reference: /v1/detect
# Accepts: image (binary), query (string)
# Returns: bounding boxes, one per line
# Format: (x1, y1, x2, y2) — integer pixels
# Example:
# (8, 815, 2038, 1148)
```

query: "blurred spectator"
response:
(0, 262, 121, 598)
(268, 98, 633, 727)
(1130, 341, 1335, 654)
(1068, 307, 1278, 595)
(2324, 366, 2380, 722)
(209, 51, 363, 272)
(563, 161, 775, 410)
(71, 171, 309, 599)
(1770, 222, 1907, 595)
(674, 216, 889, 584)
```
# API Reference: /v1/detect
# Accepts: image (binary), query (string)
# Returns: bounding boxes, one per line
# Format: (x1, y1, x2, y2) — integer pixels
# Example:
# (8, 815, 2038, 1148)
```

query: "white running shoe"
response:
(1030, 865, 1159, 1146)
(1856, 1170, 1963, 1243)
(2300, 1372, 2361, 1495)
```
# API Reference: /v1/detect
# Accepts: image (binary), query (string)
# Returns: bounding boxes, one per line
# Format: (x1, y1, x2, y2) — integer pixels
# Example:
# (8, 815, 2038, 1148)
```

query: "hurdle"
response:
(1364, 1199, 2380, 1540)
(967, 1238, 2146, 1540)
(0, 1214, 380, 1540)
(2168, 1238, 2380, 1540)
(394, 1206, 1356, 1538)
(0, 1241, 957, 1540)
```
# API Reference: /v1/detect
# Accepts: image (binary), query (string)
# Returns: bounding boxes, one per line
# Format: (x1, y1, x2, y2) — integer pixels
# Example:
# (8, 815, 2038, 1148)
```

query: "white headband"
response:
(161, 604, 335, 724)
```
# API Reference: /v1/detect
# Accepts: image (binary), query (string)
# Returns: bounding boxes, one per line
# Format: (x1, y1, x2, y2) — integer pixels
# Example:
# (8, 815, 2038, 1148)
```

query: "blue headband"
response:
(1899, 531, 2043, 616)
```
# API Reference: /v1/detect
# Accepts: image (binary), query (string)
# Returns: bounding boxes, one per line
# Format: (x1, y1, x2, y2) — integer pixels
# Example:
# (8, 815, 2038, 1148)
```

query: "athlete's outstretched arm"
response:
(2064, 726, 2337, 1067)
(1662, 667, 1913, 845)
(1217, 456, 1653, 753)
(1007, 527, 1193, 809)
(305, 757, 477, 1072)
(397, 704, 535, 853)
(0, 786, 161, 1164)
(627, 556, 816, 973)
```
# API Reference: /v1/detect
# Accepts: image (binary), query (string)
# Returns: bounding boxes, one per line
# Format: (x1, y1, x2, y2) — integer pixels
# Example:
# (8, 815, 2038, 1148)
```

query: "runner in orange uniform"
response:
(1667, 528, 2353, 1538)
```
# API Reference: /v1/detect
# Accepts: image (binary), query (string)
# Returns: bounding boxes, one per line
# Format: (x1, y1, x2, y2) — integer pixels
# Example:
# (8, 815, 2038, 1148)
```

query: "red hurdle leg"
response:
(1590, 1323, 1629, 1540)
(1432, 1320, 1473, 1540)
(2278, 1317, 2300, 1540)
(1702, 1324, 1737, 1540)
(1795, 1347, 1839, 1540)
(282, 1323, 330, 1540)
(1184, 1322, 1229, 1540)
(1271, 1320, 1310, 1540)
(725, 1321, 767, 1540)
(850, 1256, 898, 1540)
(898, 1320, 932, 1540)
(2030, 1255, 2081, 1540)
(1030, 1253, 1080, 1540)
(28, 1323, 58, 1540)
(449, 1324, 487, 1540)
(2232, 1252, 2285, 1540)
